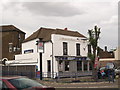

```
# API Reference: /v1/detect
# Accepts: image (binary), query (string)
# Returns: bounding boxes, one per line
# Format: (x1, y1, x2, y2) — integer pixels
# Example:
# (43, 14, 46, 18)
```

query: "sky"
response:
(0, 0, 119, 51)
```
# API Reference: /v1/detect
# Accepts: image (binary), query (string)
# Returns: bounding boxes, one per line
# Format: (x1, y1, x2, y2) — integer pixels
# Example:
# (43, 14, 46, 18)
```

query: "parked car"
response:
(115, 66, 120, 75)
(98, 67, 108, 79)
(0, 76, 55, 90)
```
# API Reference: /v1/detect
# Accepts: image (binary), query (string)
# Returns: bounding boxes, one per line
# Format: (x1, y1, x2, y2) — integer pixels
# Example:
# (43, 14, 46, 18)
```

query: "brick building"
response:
(98, 46, 119, 68)
(0, 25, 26, 60)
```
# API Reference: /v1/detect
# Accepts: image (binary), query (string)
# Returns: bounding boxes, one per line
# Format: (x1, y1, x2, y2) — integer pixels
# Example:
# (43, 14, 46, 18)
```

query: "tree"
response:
(88, 25, 101, 79)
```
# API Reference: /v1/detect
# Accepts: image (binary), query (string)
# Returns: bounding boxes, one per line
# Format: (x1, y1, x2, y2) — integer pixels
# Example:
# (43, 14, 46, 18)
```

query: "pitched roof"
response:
(0, 25, 26, 34)
(98, 47, 114, 58)
(24, 27, 86, 43)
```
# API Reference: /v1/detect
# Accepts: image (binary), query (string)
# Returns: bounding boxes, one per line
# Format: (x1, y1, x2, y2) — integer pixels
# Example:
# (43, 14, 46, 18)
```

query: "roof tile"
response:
(24, 27, 86, 42)
(0, 25, 26, 34)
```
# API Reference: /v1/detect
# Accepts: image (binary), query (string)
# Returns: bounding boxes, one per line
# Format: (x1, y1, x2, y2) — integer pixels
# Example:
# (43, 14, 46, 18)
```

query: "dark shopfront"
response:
(55, 56, 92, 73)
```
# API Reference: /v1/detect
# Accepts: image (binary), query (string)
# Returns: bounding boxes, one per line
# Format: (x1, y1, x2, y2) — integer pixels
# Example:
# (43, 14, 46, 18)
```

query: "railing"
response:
(58, 71, 92, 78)
(36, 71, 92, 79)
(2, 71, 92, 81)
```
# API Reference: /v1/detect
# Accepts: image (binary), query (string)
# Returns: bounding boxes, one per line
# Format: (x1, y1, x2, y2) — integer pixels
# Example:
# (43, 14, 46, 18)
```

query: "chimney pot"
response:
(64, 28, 67, 30)
(105, 46, 107, 51)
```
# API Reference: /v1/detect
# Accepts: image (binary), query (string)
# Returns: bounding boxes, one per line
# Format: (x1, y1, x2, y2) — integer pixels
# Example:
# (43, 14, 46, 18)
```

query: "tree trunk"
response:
(91, 60, 98, 81)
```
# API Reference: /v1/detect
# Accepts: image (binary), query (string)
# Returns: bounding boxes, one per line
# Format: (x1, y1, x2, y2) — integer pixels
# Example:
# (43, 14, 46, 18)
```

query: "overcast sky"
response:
(0, 0, 119, 51)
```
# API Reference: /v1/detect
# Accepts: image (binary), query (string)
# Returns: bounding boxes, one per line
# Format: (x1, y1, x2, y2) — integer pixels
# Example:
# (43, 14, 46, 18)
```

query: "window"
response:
(24, 49, 33, 54)
(13, 47, 17, 52)
(76, 43, 80, 56)
(63, 42, 68, 55)
(88, 44, 91, 54)
(9, 43, 13, 52)
(8, 78, 43, 89)
(65, 61, 69, 71)
(77, 61, 82, 71)
(59, 60, 63, 71)
(0, 80, 8, 89)
(89, 62, 92, 70)
(47, 60, 51, 72)
(84, 61, 88, 71)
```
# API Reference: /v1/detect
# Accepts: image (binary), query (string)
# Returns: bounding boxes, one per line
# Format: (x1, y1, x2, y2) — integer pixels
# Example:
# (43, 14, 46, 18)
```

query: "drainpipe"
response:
(51, 40, 54, 78)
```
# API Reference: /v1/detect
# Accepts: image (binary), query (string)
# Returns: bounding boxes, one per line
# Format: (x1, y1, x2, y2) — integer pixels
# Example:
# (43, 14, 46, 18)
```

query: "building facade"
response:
(0, 25, 26, 61)
(8, 27, 91, 77)
(99, 46, 120, 68)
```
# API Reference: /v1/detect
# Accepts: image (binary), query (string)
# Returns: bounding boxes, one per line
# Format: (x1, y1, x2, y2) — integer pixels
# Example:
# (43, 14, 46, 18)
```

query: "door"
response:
(47, 60, 51, 77)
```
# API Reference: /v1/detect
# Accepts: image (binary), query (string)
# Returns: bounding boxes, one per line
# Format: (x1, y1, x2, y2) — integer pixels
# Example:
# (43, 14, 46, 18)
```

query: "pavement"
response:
(36, 78, 119, 89)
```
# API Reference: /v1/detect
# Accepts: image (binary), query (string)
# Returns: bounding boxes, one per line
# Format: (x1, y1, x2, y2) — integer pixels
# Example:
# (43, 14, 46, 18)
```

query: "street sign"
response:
(38, 42, 44, 53)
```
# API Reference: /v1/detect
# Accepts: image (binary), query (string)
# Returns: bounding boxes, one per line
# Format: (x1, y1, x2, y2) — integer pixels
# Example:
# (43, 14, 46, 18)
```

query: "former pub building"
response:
(11, 27, 92, 77)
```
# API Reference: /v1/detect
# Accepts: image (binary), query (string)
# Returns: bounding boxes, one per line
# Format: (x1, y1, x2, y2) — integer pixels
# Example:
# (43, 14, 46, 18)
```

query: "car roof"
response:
(0, 76, 26, 80)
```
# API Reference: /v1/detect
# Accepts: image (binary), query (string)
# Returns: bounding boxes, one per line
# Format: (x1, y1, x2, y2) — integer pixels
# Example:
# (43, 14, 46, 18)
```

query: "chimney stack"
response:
(105, 46, 107, 51)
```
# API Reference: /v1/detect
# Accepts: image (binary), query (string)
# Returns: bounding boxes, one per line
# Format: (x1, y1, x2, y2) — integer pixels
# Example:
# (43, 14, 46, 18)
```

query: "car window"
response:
(0, 80, 9, 90)
(8, 78, 43, 90)
(0, 80, 2, 90)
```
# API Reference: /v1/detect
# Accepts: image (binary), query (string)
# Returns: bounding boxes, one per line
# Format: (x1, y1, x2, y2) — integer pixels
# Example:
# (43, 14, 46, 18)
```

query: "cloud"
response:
(22, 2, 85, 17)
(98, 15, 118, 50)
(1, 1, 118, 50)
(100, 16, 118, 25)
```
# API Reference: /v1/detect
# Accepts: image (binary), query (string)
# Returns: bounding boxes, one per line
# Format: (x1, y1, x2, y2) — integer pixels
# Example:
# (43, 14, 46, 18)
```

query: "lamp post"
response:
(36, 38, 44, 80)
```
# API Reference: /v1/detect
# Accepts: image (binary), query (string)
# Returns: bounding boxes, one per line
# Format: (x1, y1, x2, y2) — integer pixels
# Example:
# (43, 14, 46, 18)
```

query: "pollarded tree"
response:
(88, 26, 101, 78)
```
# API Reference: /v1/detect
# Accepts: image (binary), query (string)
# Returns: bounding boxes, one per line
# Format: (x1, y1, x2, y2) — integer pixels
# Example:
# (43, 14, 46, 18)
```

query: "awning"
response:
(55, 56, 87, 61)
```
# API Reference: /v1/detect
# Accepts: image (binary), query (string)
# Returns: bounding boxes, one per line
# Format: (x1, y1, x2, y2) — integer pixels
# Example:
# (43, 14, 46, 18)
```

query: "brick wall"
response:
(99, 60, 120, 68)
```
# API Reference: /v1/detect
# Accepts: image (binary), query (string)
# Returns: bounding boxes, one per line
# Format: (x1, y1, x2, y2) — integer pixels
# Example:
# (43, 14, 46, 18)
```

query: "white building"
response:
(7, 27, 91, 77)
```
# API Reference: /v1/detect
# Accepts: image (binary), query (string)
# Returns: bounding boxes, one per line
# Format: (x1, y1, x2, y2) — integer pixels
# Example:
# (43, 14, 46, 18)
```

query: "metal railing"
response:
(2, 71, 92, 81)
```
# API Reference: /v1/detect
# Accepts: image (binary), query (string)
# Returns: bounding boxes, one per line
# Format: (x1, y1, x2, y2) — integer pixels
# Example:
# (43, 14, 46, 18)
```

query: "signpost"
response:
(36, 38, 44, 80)
(38, 42, 44, 53)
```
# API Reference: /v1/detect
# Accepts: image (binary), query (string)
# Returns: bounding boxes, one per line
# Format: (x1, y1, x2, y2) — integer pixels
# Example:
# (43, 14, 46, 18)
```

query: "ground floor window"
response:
(59, 60, 63, 71)
(89, 62, 92, 70)
(65, 61, 69, 71)
(84, 61, 88, 71)
(47, 60, 51, 72)
(77, 61, 82, 71)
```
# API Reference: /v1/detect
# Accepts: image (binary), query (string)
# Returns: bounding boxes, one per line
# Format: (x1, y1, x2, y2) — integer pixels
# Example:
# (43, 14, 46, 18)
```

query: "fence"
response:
(58, 71, 92, 78)
(2, 65, 92, 81)
(2, 65, 36, 78)
(2, 71, 36, 78)
(37, 71, 92, 82)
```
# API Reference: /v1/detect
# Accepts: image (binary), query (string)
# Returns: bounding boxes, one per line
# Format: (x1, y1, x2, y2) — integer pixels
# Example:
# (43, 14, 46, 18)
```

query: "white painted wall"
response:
(51, 34, 88, 73)
(15, 40, 53, 72)
(15, 53, 39, 63)
(51, 34, 88, 57)
(42, 41, 52, 73)
(22, 39, 38, 54)
(14, 39, 40, 69)
(114, 46, 120, 60)
(14, 33, 88, 74)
